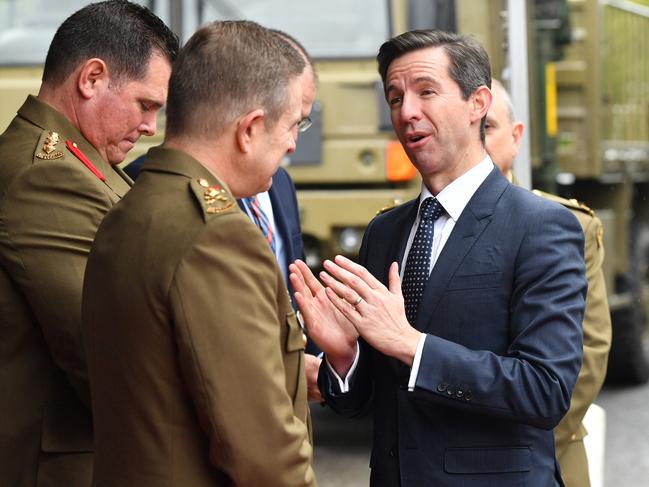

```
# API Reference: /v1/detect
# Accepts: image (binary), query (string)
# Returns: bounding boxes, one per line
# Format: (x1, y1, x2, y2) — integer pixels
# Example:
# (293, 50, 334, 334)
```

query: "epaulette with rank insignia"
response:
(34, 131, 64, 161)
(190, 178, 236, 221)
(532, 189, 594, 217)
(376, 199, 404, 216)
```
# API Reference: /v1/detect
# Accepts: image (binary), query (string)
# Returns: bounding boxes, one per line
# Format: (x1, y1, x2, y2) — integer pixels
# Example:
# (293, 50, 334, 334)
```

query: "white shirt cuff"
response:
(325, 341, 360, 393)
(407, 333, 427, 391)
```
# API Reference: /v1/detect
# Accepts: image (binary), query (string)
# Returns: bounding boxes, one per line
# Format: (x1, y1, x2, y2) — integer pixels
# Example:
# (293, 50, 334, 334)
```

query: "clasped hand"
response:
(289, 256, 422, 377)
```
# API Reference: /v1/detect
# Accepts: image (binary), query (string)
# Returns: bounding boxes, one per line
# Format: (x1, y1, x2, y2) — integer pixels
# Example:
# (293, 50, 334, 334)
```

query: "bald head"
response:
(485, 79, 524, 178)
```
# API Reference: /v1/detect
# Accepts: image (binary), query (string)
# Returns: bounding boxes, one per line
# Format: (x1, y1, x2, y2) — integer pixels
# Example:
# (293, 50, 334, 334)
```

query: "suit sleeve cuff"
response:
(408, 333, 427, 391)
(325, 341, 360, 393)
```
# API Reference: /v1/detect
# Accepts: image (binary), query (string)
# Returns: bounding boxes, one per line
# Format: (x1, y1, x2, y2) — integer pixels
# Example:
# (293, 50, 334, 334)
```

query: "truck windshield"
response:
(0, 0, 390, 64)
(0, 0, 152, 65)
(199, 0, 390, 59)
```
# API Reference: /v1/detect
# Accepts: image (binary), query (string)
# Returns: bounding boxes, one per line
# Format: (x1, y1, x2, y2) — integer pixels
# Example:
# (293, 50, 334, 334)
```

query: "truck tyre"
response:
(606, 222, 649, 384)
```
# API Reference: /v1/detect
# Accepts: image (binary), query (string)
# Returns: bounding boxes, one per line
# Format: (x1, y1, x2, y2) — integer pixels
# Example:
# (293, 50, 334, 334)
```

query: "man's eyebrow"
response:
(413, 75, 438, 86)
(141, 98, 165, 109)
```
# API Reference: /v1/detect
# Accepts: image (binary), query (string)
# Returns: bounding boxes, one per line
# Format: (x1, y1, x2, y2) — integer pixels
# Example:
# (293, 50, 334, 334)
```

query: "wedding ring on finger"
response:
(352, 296, 363, 307)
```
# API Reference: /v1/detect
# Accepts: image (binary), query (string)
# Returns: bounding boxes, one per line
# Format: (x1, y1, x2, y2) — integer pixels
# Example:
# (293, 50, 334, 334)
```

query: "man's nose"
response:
(398, 94, 422, 123)
(287, 127, 298, 154)
(139, 112, 157, 137)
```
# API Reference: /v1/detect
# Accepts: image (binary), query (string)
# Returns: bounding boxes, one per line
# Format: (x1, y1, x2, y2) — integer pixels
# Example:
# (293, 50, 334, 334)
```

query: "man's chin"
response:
(261, 177, 273, 192)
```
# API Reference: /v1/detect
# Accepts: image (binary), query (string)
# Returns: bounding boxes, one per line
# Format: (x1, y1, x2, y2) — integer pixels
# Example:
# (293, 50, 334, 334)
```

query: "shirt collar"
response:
(418, 155, 494, 222)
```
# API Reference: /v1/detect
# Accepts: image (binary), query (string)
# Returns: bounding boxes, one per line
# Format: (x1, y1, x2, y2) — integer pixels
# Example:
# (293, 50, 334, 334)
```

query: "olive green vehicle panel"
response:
(0, 67, 42, 132)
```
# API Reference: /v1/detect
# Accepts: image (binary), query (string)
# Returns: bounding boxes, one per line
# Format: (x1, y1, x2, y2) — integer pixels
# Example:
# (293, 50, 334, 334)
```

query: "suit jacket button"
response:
(446, 387, 455, 396)
(464, 391, 473, 401)
(389, 449, 397, 458)
(456, 388, 464, 398)
(437, 382, 448, 392)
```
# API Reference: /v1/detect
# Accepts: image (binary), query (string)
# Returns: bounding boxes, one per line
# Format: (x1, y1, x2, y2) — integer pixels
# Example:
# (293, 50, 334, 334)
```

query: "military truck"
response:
(1, 0, 647, 383)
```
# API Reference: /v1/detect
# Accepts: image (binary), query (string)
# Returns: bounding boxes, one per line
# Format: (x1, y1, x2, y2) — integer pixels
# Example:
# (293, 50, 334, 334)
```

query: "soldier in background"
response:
(485, 78, 612, 487)
(83, 21, 316, 485)
(0, 1, 177, 486)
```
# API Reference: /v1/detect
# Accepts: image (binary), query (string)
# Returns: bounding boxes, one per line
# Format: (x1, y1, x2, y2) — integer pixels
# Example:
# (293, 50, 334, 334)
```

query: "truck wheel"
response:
(606, 222, 649, 384)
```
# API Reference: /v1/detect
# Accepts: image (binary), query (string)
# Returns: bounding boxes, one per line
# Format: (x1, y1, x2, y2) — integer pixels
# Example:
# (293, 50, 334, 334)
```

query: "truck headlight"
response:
(338, 227, 364, 254)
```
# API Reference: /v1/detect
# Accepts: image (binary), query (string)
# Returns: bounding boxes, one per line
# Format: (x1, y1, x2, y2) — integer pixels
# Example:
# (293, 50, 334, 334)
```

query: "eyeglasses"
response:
(297, 116, 312, 133)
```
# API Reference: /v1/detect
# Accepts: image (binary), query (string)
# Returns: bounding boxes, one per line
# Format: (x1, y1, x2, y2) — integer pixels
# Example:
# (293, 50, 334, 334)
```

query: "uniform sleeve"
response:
(414, 205, 587, 430)
(0, 162, 113, 406)
(554, 214, 612, 456)
(169, 218, 316, 486)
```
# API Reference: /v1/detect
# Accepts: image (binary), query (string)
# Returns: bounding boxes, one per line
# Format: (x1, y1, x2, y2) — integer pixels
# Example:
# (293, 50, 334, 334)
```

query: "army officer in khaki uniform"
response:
(486, 79, 612, 487)
(0, 2, 178, 486)
(83, 21, 317, 486)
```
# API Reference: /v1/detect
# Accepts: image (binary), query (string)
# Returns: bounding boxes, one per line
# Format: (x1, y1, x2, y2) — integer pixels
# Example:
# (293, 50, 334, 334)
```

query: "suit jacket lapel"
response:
(370, 198, 419, 285)
(415, 169, 509, 332)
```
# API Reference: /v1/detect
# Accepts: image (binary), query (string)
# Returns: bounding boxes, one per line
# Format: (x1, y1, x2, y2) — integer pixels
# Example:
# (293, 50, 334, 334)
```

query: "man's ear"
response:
(77, 58, 110, 100)
(470, 85, 492, 123)
(235, 109, 265, 153)
(512, 121, 525, 152)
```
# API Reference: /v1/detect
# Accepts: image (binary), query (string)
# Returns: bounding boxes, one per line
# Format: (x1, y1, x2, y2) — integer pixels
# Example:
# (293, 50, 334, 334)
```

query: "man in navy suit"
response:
(290, 30, 587, 486)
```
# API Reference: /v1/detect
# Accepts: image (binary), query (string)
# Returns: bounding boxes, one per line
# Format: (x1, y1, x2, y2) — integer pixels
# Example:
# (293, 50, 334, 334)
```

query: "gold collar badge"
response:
(36, 131, 64, 160)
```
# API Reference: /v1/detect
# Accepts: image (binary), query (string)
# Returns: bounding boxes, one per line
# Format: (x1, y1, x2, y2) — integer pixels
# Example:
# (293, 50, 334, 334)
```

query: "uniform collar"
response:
(141, 146, 233, 196)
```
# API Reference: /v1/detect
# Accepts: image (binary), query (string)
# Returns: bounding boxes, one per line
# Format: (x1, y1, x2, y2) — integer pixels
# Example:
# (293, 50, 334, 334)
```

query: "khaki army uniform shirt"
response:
(83, 146, 316, 486)
(0, 95, 131, 487)
(534, 191, 612, 487)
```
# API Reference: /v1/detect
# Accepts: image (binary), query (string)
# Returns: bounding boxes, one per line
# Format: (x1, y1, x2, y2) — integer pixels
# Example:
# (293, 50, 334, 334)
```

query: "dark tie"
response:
(402, 197, 445, 325)
(242, 196, 277, 255)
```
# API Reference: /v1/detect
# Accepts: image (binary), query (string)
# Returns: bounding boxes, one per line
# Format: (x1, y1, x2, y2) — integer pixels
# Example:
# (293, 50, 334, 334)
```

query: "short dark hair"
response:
(377, 30, 491, 142)
(166, 21, 305, 139)
(42, 0, 178, 86)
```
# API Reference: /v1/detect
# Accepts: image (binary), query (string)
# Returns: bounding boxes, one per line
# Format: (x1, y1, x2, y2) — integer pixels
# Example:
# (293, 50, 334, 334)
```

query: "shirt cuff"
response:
(325, 341, 360, 393)
(407, 333, 427, 391)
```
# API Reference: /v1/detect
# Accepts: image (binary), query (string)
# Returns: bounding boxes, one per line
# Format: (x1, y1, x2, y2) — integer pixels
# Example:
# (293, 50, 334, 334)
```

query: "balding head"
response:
(485, 79, 525, 178)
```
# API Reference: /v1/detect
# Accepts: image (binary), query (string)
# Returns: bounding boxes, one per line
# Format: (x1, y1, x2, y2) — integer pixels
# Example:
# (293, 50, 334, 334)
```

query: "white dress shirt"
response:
(328, 156, 495, 392)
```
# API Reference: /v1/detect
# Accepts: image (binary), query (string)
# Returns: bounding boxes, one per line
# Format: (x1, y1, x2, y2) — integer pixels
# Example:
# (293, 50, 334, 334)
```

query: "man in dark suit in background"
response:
(291, 30, 587, 486)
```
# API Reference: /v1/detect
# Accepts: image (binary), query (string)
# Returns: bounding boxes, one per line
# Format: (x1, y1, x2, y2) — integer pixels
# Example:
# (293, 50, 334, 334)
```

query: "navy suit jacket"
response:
(267, 167, 305, 301)
(320, 167, 587, 487)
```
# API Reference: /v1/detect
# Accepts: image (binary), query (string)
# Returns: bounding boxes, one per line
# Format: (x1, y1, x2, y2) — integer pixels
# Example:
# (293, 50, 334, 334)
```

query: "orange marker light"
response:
(386, 140, 417, 182)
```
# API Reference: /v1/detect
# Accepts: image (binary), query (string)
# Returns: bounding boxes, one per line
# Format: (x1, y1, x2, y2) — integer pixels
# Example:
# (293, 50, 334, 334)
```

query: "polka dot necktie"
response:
(402, 197, 445, 325)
